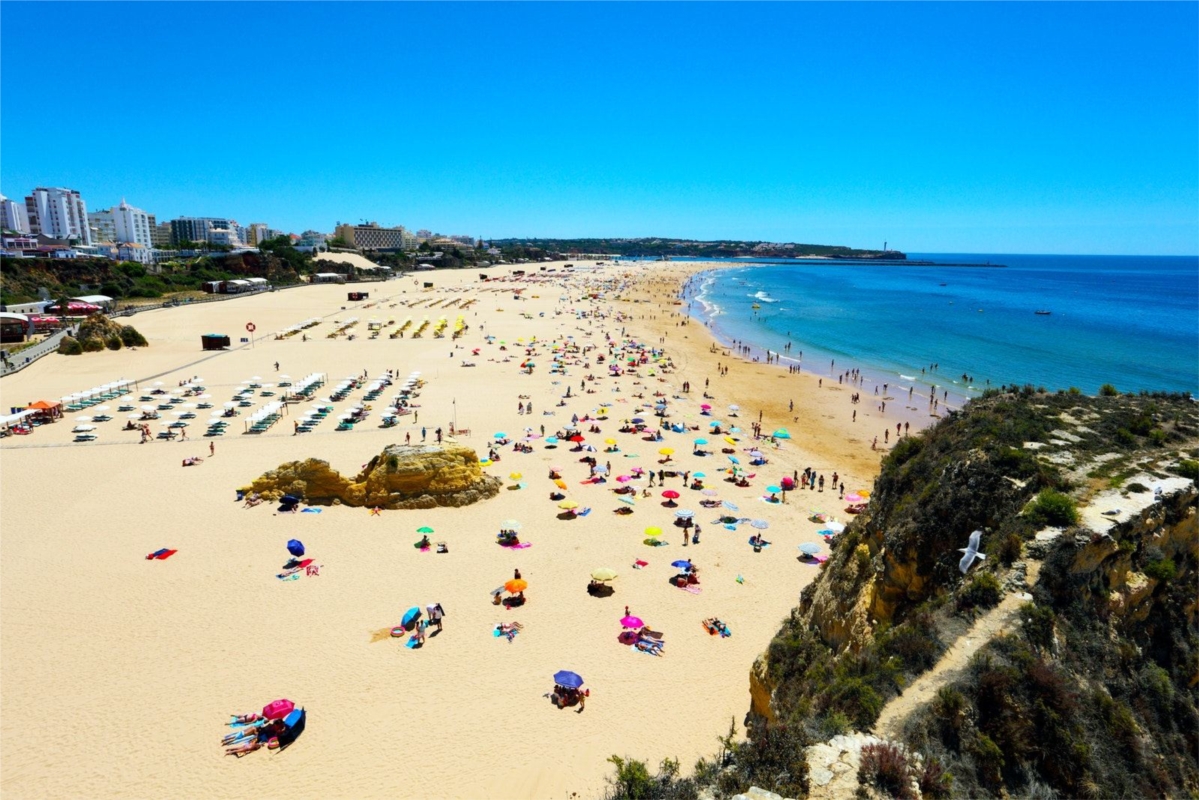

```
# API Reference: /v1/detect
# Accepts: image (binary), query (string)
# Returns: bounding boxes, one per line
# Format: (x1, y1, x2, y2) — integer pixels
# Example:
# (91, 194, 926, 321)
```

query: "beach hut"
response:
(201, 334, 231, 351)
(25, 400, 62, 422)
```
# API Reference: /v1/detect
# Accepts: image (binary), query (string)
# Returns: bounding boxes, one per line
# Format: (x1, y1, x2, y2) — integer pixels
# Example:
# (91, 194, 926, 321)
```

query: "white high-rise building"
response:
(25, 187, 92, 244)
(113, 200, 153, 248)
(0, 193, 30, 233)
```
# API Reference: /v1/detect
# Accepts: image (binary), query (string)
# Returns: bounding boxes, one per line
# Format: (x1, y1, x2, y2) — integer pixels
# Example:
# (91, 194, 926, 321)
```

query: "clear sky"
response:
(2, 2, 1196, 255)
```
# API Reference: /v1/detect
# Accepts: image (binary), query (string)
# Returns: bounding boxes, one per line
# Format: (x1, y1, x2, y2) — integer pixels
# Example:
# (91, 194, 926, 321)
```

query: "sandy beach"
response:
(0, 261, 910, 799)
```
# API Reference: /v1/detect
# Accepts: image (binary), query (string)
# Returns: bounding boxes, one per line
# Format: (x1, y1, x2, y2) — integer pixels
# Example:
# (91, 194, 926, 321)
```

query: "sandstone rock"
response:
(244, 443, 501, 509)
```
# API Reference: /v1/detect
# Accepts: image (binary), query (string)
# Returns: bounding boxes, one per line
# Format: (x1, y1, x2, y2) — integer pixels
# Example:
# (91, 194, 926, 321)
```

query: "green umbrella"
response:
(417, 526, 434, 534)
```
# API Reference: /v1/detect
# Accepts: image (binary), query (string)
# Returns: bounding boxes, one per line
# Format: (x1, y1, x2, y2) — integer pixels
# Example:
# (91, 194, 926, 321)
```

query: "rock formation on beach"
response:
(243, 443, 501, 509)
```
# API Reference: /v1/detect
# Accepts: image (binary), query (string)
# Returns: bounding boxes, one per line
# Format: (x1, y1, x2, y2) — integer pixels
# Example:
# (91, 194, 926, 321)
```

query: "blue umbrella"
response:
(675, 509, 694, 518)
(708, 420, 723, 427)
(671, 560, 693, 569)
(553, 670, 584, 689)
(798, 543, 821, 555)
(766, 485, 782, 494)
(402, 607, 422, 627)
(545, 436, 559, 444)
(750, 519, 770, 530)
(281, 494, 301, 504)
(723, 500, 739, 511)
(287, 539, 305, 557)
(728, 456, 740, 465)
(693, 438, 709, 446)
(494, 432, 507, 439)
(693, 472, 706, 479)
(654, 403, 666, 410)
(631, 417, 645, 424)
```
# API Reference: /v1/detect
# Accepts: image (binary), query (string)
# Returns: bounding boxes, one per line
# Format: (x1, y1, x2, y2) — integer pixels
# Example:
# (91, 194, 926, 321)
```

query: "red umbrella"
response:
(569, 434, 585, 442)
(661, 490, 680, 499)
(262, 698, 295, 720)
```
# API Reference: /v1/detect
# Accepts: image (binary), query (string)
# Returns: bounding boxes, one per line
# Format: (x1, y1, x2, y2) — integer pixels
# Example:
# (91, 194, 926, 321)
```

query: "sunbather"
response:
(225, 738, 263, 757)
(635, 637, 665, 655)
(242, 493, 262, 508)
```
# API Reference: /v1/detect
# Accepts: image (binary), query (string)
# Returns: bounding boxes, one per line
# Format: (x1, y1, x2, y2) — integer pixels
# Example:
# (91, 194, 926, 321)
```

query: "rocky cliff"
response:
(243, 443, 501, 509)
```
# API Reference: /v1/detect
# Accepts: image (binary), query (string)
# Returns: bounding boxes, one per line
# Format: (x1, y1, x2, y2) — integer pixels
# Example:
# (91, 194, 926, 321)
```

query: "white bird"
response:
(959, 529, 986, 574)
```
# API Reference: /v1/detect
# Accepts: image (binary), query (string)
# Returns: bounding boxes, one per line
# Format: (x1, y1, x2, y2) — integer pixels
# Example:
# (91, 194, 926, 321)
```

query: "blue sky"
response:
(2, 2, 1196, 255)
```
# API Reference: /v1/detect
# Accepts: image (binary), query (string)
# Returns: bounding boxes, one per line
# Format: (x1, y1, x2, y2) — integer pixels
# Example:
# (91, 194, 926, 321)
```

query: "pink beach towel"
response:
(501, 542, 532, 550)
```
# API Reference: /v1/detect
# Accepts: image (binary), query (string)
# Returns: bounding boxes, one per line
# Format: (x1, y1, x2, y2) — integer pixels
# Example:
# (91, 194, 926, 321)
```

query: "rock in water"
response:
(243, 444, 501, 509)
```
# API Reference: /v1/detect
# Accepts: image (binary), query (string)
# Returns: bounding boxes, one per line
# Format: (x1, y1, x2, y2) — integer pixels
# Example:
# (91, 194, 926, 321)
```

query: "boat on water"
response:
(1035, 310, 1052, 315)
(939, 283, 948, 287)
(751, 303, 761, 309)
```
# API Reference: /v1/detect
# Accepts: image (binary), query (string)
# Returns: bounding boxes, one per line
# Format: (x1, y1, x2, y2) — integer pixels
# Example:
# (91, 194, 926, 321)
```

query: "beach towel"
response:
(747, 538, 771, 548)
(633, 559, 649, 569)
(500, 542, 532, 550)
(405, 637, 423, 649)
(801, 555, 829, 565)
(681, 585, 702, 594)
(577, 508, 591, 517)
(301, 508, 321, 514)
(146, 548, 174, 560)
(157, 549, 178, 560)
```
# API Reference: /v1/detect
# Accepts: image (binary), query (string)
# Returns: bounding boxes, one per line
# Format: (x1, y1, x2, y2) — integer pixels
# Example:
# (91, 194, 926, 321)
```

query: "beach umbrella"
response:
(766, 485, 782, 494)
(592, 568, 619, 582)
(127, 414, 140, 419)
(604, 438, 617, 445)
(262, 699, 295, 720)
(700, 403, 712, 410)
(545, 436, 559, 445)
(570, 434, 585, 442)
(153, 381, 164, 387)
(416, 526, 434, 534)
(593, 465, 609, 475)
(631, 417, 645, 424)
(76, 416, 92, 423)
(661, 490, 680, 499)
(729, 404, 740, 412)
(658, 447, 674, 456)
(509, 472, 523, 481)
(798, 543, 821, 556)
(141, 405, 155, 411)
(617, 496, 635, 506)
(558, 499, 579, 510)
(675, 509, 694, 519)
(281, 495, 301, 505)
(494, 432, 507, 439)
(702, 489, 719, 497)
(750, 519, 770, 530)
(694, 438, 709, 446)
(553, 670, 584, 689)
(750, 450, 765, 459)
(619, 615, 643, 629)
(402, 607, 422, 627)
(644, 526, 663, 538)
(773, 429, 792, 439)
(616, 475, 632, 483)
(505, 579, 528, 593)
(845, 493, 865, 504)
(287, 539, 305, 557)
(708, 420, 723, 427)
(95, 405, 110, 412)
(670, 560, 693, 570)
(500, 519, 523, 531)
(554, 479, 568, 491)
(693, 472, 706, 479)
(826, 521, 847, 533)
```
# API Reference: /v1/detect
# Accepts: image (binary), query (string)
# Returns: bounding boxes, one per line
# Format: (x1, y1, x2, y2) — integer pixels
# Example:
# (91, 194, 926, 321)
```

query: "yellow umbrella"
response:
(605, 438, 617, 445)
(554, 479, 568, 490)
(505, 578, 528, 593)
(509, 472, 523, 480)
(558, 499, 579, 510)
(658, 448, 674, 456)
(591, 567, 618, 582)
(644, 526, 662, 538)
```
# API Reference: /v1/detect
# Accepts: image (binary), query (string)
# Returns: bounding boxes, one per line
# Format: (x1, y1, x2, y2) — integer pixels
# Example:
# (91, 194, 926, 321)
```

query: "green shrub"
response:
(1026, 489, 1079, 527)
(969, 732, 1005, 784)
(957, 573, 1002, 612)
(606, 756, 654, 799)
(80, 337, 105, 353)
(878, 611, 943, 673)
(1099, 384, 1119, 397)
(824, 676, 884, 730)
(854, 543, 871, 573)
(119, 325, 148, 347)
(1148, 429, 1167, 446)
(858, 742, 914, 800)
(58, 336, 82, 355)
(1019, 603, 1056, 650)
(716, 723, 810, 799)
(104, 334, 123, 351)
(991, 532, 1023, 566)
(1173, 459, 1199, 481)
(1143, 558, 1176, 582)
(1126, 482, 1149, 494)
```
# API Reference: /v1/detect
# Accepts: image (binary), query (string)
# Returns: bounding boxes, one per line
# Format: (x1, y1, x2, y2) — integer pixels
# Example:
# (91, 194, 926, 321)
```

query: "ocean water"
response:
(671, 254, 1198, 399)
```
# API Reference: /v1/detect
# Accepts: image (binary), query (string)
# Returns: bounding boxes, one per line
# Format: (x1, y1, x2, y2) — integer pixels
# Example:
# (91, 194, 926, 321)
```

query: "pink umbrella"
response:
(616, 475, 632, 482)
(700, 404, 712, 410)
(845, 493, 864, 504)
(262, 698, 295, 720)
(661, 490, 680, 499)
(620, 615, 644, 629)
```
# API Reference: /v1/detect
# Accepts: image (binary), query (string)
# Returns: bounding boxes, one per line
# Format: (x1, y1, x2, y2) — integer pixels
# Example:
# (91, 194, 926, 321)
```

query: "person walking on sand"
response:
(422, 427, 427, 442)
(406, 432, 411, 445)
(210, 442, 215, 457)
(436, 427, 442, 444)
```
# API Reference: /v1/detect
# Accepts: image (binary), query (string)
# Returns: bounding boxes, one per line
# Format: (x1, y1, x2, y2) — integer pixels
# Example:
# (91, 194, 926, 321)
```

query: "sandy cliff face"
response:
(244, 443, 501, 509)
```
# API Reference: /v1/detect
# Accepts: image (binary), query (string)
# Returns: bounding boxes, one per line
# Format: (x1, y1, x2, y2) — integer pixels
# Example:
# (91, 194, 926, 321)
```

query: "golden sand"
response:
(0, 262, 912, 799)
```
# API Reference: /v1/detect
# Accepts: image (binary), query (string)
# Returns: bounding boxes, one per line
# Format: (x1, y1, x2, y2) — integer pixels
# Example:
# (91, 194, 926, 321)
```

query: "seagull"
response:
(959, 529, 986, 574)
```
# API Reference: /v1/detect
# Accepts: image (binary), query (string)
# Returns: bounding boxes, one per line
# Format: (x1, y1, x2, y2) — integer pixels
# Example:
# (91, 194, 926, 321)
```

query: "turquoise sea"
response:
(663, 254, 1198, 400)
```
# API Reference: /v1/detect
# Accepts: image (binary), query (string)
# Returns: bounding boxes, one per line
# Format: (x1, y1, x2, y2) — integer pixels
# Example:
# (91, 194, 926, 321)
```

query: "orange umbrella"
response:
(505, 578, 528, 593)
